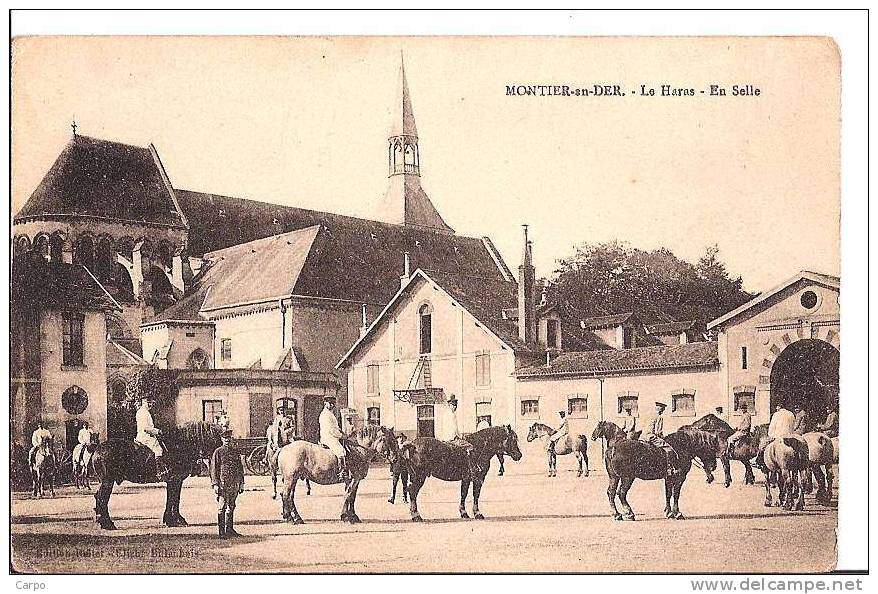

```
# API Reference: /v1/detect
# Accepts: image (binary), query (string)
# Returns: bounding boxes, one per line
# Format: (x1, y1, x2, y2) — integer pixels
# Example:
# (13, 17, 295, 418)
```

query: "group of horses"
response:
(25, 433, 97, 498)
(23, 411, 835, 531)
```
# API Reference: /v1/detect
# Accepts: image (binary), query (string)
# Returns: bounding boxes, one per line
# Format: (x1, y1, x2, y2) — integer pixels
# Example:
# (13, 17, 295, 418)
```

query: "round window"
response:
(62, 385, 88, 415)
(800, 290, 819, 310)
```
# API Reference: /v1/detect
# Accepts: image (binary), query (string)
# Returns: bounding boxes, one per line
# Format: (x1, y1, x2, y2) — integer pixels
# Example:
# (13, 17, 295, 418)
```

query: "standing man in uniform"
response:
(211, 428, 245, 538)
(642, 401, 677, 476)
(216, 410, 231, 432)
(28, 421, 53, 467)
(439, 395, 478, 481)
(135, 398, 168, 480)
(319, 397, 349, 482)
(548, 410, 570, 453)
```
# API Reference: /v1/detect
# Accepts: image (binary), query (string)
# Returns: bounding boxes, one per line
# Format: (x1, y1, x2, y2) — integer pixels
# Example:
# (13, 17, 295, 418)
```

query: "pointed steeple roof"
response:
(390, 53, 418, 138)
(374, 53, 454, 234)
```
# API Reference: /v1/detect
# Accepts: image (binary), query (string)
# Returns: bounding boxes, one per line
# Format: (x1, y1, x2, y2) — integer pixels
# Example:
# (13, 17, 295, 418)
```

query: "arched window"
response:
(33, 234, 50, 261)
(74, 235, 95, 269)
(187, 348, 210, 370)
(49, 233, 64, 263)
(95, 236, 114, 281)
(419, 303, 433, 354)
(13, 236, 30, 258)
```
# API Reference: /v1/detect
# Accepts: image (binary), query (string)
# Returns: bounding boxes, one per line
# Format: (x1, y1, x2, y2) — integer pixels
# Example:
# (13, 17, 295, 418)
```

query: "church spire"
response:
(374, 53, 454, 234)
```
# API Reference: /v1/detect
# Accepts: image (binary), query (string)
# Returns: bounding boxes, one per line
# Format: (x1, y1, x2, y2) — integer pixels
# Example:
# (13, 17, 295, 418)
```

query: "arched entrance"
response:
(770, 339, 839, 422)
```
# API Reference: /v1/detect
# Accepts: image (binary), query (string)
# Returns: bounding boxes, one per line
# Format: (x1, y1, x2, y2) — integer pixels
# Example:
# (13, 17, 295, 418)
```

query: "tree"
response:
(546, 241, 753, 332)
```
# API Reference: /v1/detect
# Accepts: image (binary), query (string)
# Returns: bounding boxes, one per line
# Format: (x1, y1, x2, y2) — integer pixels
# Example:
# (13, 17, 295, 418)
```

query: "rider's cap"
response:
(654, 401, 667, 409)
(558, 410, 566, 415)
(221, 428, 233, 437)
(323, 395, 335, 402)
(447, 394, 458, 405)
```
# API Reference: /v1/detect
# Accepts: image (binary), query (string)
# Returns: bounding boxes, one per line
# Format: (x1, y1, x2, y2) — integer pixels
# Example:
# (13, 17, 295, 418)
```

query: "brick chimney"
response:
(518, 225, 537, 344)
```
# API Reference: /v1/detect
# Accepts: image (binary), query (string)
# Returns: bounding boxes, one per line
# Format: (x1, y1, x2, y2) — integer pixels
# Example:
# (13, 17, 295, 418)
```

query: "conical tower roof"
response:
(389, 54, 418, 138)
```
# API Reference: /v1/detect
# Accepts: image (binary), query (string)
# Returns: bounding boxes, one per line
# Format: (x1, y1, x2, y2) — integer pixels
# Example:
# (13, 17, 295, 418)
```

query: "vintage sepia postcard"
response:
(9, 31, 852, 575)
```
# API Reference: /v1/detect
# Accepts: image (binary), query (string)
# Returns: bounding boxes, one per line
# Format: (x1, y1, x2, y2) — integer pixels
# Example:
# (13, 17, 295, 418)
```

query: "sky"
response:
(11, 36, 840, 292)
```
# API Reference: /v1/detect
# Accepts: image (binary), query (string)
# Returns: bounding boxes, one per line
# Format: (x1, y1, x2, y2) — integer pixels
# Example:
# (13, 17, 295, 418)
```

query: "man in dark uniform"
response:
(211, 428, 245, 538)
(816, 404, 838, 438)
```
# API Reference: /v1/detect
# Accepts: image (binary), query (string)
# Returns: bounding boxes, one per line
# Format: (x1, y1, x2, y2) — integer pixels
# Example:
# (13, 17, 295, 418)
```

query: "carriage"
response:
(232, 436, 271, 475)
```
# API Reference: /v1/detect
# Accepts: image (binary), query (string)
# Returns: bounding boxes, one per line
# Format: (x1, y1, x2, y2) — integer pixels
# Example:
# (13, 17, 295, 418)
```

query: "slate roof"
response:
(516, 341, 719, 377)
(14, 135, 186, 228)
(106, 340, 150, 367)
(646, 320, 697, 335)
(174, 189, 511, 305)
(581, 312, 636, 329)
(11, 255, 121, 312)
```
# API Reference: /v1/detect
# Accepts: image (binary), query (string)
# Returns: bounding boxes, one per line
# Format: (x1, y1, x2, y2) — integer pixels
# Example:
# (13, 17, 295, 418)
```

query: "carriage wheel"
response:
(246, 446, 270, 475)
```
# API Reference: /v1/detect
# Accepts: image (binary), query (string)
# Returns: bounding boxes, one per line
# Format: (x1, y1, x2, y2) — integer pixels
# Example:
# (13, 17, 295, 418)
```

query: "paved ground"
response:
(11, 441, 837, 573)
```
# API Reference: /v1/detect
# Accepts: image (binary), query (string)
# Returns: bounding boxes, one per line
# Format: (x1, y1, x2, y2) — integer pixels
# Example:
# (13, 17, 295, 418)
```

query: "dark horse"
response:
(591, 420, 718, 520)
(401, 425, 523, 522)
(687, 414, 770, 486)
(91, 421, 223, 530)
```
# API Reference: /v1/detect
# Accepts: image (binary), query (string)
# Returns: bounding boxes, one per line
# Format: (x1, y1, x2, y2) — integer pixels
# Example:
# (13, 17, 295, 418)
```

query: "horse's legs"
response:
(49, 468, 55, 498)
(825, 464, 834, 503)
(408, 474, 426, 521)
(794, 470, 806, 511)
(305, 478, 312, 495)
(704, 462, 714, 484)
(32, 468, 38, 497)
(459, 479, 471, 518)
(811, 464, 827, 503)
(763, 469, 773, 506)
(617, 475, 636, 520)
(546, 448, 553, 477)
(576, 452, 583, 477)
(671, 477, 685, 519)
(721, 455, 732, 488)
(581, 447, 589, 478)
(172, 478, 187, 524)
(270, 459, 278, 500)
(472, 479, 485, 520)
(664, 479, 673, 517)
(607, 473, 623, 520)
(347, 479, 362, 523)
(744, 459, 755, 485)
(389, 470, 398, 504)
(95, 479, 117, 530)
(163, 478, 181, 526)
(401, 469, 409, 503)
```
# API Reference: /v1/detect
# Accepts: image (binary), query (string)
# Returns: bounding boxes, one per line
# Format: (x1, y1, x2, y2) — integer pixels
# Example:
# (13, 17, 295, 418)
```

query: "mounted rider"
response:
(28, 420, 53, 467)
(319, 396, 349, 481)
(642, 401, 677, 476)
(815, 404, 838, 438)
(135, 397, 169, 480)
(792, 404, 810, 435)
(76, 420, 96, 467)
(767, 402, 796, 438)
(547, 410, 569, 453)
(439, 394, 478, 481)
(726, 402, 752, 452)
(265, 403, 292, 464)
(621, 408, 637, 439)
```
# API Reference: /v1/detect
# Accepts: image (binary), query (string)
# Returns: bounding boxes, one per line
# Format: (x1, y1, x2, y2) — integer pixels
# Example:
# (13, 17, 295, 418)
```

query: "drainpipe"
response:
(597, 377, 605, 462)
(279, 299, 287, 349)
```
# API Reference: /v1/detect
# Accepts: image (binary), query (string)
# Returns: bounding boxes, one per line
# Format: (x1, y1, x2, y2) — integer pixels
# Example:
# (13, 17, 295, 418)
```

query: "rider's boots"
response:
(155, 456, 170, 481)
(217, 512, 226, 538)
(225, 509, 241, 538)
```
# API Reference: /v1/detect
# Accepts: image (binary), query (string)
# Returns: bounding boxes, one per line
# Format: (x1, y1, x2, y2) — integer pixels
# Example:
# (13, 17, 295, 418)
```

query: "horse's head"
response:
(591, 420, 616, 442)
(501, 425, 523, 461)
(526, 423, 540, 442)
(376, 426, 398, 462)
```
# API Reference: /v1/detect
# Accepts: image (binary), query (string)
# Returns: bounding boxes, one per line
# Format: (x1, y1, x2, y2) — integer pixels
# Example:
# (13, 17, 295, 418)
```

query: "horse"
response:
(401, 425, 523, 522)
(388, 434, 410, 504)
(277, 425, 394, 524)
(526, 422, 589, 477)
(30, 437, 57, 498)
(688, 414, 769, 486)
(265, 418, 310, 499)
(91, 421, 224, 530)
(800, 432, 835, 505)
(591, 420, 718, 520)
(762, 435, 810, 511)
(72, 433, 99, 490)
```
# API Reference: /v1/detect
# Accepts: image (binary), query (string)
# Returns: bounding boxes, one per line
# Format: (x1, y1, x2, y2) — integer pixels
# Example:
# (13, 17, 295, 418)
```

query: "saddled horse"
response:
(91, 421, 224, 530)
(265, 418, 310, 499)
(30, 436, 57, 498)
(277, 425, 394, 524)
(762, 435, 810, 511)
(72, 433, 99, 490)
(688, 414, 769, 486)
(592, 420, 718, 520)
(799, 431, 835, 505)
(388, 434, 410, 504)
(401, 425, 523, 522)
(526, 422, 589, 477)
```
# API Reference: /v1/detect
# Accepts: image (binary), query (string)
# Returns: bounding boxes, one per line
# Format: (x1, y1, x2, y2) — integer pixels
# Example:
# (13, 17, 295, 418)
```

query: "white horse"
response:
(30, 437, 57, 498)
